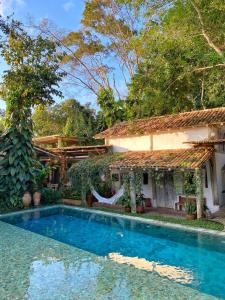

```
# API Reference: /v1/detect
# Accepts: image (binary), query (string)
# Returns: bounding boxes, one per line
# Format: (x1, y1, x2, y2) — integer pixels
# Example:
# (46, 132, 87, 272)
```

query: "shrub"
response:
(41, 188, 61, 204)
(60, 186, 81, 200)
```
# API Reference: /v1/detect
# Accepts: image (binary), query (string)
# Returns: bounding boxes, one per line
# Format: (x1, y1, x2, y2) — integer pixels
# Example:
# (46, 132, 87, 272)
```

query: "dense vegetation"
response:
(0, 1, 224, 207)
(0, 17, 64, 207)
(32, 99, 105, 144)
(60, 0, 224, 123)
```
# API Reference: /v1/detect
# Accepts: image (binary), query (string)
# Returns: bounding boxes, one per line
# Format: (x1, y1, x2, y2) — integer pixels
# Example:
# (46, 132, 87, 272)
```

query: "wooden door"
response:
(154, 172, 176, 208)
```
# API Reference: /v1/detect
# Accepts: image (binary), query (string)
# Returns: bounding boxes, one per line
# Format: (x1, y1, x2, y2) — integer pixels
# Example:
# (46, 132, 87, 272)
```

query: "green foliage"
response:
(97, 88, 125, 127)
(0, 115, 36, 207)
(41, 188, 61, 204)
(60, 186, 81, 200)
(184, 172, 197, 196)
(68, 154, 122, 195)
(33, 164, 51, 190)
(126, 0, 225, 118)
(92, 207, 224, 231)
(184, 200, 197, 215)
(33, 99, 100, 145)
(0, 17, 64, 207)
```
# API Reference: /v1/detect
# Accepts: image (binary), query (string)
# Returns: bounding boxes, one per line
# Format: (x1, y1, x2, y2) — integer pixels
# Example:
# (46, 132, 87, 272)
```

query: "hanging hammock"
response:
(91, 185, 125, 205)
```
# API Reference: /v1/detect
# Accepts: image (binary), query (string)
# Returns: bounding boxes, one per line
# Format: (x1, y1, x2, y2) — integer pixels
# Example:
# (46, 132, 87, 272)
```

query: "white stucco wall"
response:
(153, 127, 210, 150)
(203, 162, 219, 213)
(215, 152, 225, 207)
(106, 127, 212, 152)
(107, 135, 151, 152)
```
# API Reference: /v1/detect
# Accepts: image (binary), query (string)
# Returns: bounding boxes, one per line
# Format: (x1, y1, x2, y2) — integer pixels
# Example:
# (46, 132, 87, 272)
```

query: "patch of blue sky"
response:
(0, 0, 127, 111)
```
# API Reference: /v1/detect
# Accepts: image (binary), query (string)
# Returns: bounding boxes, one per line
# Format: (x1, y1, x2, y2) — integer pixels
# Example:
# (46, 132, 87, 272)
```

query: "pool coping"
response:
(1, 204, 225, 238)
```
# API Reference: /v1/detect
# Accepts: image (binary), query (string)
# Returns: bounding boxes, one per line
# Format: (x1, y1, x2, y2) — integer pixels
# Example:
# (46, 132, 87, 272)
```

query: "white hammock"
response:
(91, 185, 125, 205)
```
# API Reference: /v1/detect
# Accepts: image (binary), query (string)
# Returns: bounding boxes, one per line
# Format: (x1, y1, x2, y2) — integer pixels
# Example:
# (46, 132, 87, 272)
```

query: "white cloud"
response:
(0, 0, 26, 17)
(63, 1, 74, 12)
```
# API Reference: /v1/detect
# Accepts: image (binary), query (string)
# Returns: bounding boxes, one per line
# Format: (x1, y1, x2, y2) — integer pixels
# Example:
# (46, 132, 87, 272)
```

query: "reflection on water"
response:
(108, 253, 193, 284)
(2, 207, 225, 299)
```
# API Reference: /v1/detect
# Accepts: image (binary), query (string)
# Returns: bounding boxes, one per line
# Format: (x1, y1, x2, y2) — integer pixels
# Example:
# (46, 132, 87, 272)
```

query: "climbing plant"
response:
(68, 154, 122, 204)
(184, 171, 197, 196)
(0, 17, 64, 207)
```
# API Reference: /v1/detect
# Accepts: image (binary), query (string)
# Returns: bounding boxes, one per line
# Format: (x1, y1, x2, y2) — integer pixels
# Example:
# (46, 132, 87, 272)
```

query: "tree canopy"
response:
(126, 0, 225, 118)
(32, 99, 105, 144)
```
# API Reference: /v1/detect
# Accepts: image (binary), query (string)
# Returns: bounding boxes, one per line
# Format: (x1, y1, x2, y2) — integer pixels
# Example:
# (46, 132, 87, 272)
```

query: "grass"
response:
(1, 202, 223, 231)
(89, 207, 224, 231)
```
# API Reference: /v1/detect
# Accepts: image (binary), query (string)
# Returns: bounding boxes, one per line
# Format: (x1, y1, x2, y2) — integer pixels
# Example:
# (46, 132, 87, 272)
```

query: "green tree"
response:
(0, 110, 5, 134)
(0, 17, 64, 207)
(97, 88, 125, 127)
(126, 0, 225, 118)
(33, 99, 99, 144)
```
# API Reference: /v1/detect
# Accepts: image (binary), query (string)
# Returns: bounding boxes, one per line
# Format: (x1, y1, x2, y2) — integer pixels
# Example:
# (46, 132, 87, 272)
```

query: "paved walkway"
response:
(212, 207, 225, 231)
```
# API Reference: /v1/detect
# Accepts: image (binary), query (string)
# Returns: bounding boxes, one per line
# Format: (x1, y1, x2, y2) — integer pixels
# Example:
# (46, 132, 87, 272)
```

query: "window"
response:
(143, 173, 149, 185)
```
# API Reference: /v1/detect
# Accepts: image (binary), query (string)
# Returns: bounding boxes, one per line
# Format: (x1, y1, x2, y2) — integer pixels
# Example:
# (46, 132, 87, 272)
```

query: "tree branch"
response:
(191, 0, 223, 58)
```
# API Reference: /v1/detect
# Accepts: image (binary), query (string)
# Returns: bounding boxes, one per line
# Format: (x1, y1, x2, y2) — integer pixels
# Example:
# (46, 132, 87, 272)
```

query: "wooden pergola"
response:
(33, 135, 78, 148)
(33, 135, 111, 183)
(50, 145, 111, 181)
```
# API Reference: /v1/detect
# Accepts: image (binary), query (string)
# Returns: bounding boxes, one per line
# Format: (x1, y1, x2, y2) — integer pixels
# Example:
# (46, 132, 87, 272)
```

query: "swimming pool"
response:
(1, 205, 225, 299)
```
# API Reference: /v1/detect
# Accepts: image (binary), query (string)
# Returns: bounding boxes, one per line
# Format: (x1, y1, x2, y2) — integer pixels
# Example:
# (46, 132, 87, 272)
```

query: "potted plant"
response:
(33, 165, 50, 206)
(86, 191, 94, 207)
(184, 200, 196, 220)
(22, 191, 32, 208)
(136, 194, 145, 214)
(121, 196, 131, 213)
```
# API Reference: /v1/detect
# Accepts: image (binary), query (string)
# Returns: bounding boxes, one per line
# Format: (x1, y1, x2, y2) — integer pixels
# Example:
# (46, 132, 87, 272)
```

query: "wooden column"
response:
(129, 171, 136, 213)
(195, 168, 204, 219)
(81, 175, 87, 206)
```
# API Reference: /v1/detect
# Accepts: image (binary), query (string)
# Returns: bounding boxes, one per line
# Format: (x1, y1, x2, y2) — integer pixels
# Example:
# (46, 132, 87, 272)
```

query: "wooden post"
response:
(195, 168, 204, 219)
(81, 176, 87, 206)
(129, 171, 136, 213)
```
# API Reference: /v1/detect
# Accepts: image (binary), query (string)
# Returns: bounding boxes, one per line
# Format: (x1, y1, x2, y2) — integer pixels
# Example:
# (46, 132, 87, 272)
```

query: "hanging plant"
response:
(68, 153, 122, 199)
(184, 171, 197, 196)
(174, 170, 184, 195)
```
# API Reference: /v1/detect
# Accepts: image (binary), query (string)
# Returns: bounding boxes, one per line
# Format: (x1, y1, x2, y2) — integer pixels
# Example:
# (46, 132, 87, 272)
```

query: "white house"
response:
(95, 107, 225, 214)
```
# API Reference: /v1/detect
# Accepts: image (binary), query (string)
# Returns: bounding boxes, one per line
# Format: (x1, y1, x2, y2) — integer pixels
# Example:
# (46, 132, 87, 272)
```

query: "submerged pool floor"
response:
(1, 206, 225, 299)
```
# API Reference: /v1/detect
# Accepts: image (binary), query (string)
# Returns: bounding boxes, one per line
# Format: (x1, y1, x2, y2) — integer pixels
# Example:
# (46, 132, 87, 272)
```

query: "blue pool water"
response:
(2, 206, 225, 299)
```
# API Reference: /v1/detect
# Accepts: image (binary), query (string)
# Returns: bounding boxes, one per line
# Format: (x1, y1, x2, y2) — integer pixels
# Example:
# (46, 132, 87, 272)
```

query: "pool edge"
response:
(1, 204, 225, 237)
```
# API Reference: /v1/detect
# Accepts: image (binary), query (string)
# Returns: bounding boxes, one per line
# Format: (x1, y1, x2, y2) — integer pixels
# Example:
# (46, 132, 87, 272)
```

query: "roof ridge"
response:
(95, 106, 225, 138)
(124, 106, 225, 124)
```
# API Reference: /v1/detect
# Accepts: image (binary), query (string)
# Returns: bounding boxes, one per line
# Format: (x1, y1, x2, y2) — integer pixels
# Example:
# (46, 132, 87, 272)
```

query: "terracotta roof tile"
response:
(110, 148, 214, 170)
(96, 107, 225, 138)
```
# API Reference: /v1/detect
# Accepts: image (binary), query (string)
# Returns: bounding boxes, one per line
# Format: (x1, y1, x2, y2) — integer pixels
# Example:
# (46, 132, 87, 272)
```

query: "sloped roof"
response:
(184, 138, 225, 146)
(110, 148, 214, 170)
(95, 107, 225, 139)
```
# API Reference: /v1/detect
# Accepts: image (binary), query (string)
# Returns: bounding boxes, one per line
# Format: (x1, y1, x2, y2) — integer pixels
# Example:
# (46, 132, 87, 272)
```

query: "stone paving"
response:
(212, 207, 225, 231)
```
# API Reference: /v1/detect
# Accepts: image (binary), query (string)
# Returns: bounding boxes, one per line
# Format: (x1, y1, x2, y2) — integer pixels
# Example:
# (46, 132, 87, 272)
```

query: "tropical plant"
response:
(60, 186, 81, 200)
(33, 164, 51, 191)
(68, 154, 122, 205)
(0, 17, 64, 207)
(41, 188, 61, 204)
(0, 114, 36, 207)
(184, 200, 197, 215)
(184, 172, 197, 196)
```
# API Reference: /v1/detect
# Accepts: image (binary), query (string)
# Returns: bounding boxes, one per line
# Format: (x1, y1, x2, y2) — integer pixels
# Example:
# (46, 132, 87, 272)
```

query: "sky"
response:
(0, 0, 94, 110)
